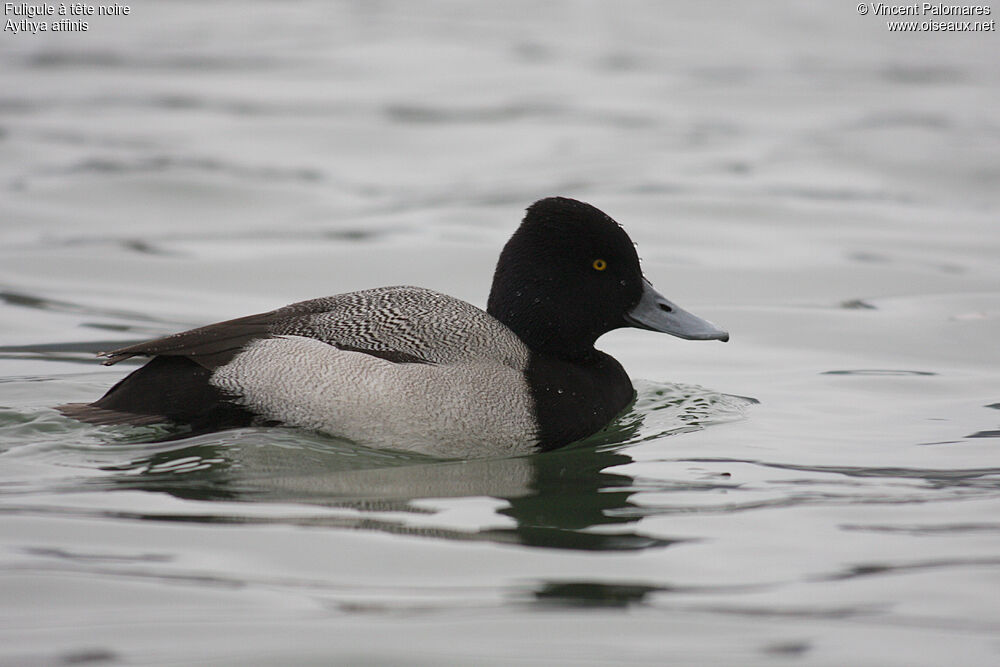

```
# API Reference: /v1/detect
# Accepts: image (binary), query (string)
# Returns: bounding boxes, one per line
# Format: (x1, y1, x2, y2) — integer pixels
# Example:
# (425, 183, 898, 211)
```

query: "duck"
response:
(59, 197, 729, 458)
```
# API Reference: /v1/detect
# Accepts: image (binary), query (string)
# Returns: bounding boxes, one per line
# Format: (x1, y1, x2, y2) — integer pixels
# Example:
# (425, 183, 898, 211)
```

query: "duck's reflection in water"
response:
(97, 417, 679, 552)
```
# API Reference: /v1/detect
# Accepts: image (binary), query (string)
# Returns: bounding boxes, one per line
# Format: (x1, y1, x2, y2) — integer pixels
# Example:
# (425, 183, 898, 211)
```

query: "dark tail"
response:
(59, 356, 257, 436)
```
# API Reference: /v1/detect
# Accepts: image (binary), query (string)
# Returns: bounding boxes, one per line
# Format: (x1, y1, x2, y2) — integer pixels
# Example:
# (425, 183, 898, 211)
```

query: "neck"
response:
(487, 302, 598, 360)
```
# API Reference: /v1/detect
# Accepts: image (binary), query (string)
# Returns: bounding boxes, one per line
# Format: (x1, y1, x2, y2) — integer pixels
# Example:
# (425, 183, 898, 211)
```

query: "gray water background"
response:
(1, 1, 999, 664)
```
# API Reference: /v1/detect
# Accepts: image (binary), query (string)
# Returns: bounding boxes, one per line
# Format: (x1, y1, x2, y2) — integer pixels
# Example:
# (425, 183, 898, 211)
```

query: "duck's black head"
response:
(487, 197, 728, 359)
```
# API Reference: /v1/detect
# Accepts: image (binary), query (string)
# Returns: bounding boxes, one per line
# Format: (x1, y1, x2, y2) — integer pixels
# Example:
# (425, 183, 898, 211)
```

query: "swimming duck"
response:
(59, 197, 728, 457)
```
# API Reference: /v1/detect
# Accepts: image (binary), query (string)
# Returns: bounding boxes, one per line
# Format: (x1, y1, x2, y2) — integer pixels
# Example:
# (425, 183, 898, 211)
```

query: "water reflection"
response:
(93, 423, 675, 552)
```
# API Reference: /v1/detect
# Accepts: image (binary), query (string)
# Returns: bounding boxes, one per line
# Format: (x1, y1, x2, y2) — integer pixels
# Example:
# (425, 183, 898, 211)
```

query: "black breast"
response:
(526, 351, 636, 451)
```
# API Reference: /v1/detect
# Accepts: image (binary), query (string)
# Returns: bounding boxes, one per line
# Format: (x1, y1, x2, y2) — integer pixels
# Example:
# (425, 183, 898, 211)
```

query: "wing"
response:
(100, 310, 281, 368)
(99, 286, 529, 370)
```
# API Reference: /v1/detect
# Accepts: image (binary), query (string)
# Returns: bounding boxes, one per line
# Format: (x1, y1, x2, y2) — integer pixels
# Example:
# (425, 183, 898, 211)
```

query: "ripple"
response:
(879, 64, 966, 85)
(822, 369, 937, 376)
(966, 429, 1000, 439)
(62, 649, 119, 664)
(0, 289, 169, 323)
(820, 556, 1000, 582)
(756, 461, 1000, 490)
(840, 298, 877, 310)
(384, 101, 654, 128)
(579, 380, 758, 449)
(840, 522, 1000, 536)
(24, 50, 279, 72)
(22, 546, 172, 564)
(530, 581, 662, 608)
(63, 155, 323, 184)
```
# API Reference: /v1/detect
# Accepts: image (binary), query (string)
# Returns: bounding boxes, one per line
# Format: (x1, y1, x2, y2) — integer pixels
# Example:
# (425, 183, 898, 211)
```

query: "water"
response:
(2, 1, 999, 664)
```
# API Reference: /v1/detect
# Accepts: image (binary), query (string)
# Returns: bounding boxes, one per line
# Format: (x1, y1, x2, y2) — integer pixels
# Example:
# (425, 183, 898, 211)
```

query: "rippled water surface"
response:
(2, 2, 999, 664)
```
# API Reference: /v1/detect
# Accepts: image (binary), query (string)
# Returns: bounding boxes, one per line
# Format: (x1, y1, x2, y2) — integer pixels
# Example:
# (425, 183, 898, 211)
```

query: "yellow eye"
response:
(592, 259, 607, 271)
